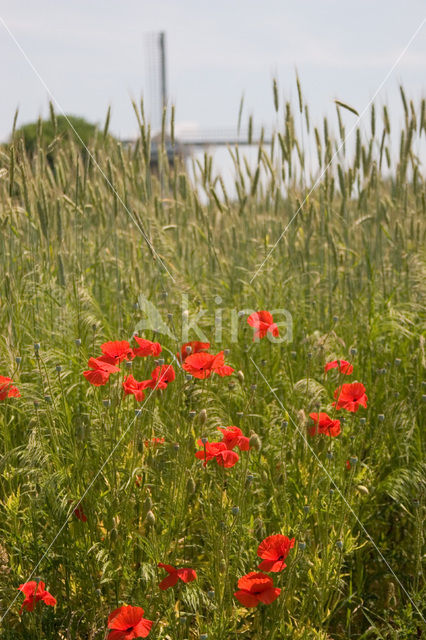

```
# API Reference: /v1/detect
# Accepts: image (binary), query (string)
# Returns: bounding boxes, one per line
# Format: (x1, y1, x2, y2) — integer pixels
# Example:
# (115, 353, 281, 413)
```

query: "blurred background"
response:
(1, 0, 425, 176)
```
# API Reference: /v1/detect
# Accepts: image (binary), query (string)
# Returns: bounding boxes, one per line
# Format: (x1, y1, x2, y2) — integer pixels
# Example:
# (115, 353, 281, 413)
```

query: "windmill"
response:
(123, 31, 272, 160)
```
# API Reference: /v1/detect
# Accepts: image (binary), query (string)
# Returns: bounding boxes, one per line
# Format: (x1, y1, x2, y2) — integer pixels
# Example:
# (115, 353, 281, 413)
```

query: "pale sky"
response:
(1, 1, 425, 143)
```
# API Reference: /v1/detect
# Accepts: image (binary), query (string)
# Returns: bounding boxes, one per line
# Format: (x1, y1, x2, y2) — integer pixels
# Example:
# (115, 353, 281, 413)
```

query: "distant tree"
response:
(12, 114, 101, 158)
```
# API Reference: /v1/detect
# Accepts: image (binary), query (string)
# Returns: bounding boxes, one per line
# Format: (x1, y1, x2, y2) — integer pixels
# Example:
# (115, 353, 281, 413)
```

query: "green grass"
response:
(0, 86, 425, 639)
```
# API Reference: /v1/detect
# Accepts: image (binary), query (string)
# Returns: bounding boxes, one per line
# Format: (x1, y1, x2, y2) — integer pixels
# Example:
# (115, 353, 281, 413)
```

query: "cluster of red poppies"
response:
(234, 534, 295, 607)
(10, 311, 370, 637)
(0, 375, 20, 401)
(18, 534, 294, 635)
(308, 359, 368, 438)
(195, 425, 250, 468)
(82, 338, 176, 404)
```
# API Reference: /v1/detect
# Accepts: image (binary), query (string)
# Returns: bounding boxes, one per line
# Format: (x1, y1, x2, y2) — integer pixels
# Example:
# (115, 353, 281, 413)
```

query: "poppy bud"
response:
(350, 456, 358, 465)
(299, 542, 306, 550)
(336, 540, 343, 550)
(237, 370, 244, 383)
(185, 374, 193, 382)
(125, 360, 132, 369)
(394, 358, 401, 366)
(185, 345, 192, 355)
(231, 506, 239, 516)
(261, 359, 267, 366)
(359, 417, 366, 425)
(207, 591, 215, 601)
(297, 410, 307, 427)
(228, 382, 235, 390)
(307, 352, 312, 359)
(378, 414, 384, 422)
(246, 474, 254, 486)
(281, 420, 288, 429)
(133, 302, 139, 309)
(135, 409, 142, 417)
(92, 324, 97, 332)
(189, 410, 196, 419)
(333, 315, 338, 323)
(303, 505, 310, 513)
(250, 383, 257, 391)
(357, 485, 369, 495)
(75, 338, 81, 347)
(201, 436, 208, 445)
(186, 477, 196, 494)
(224, 349, 230, 356)
(249, 432, 261, 450)
(15, 356, 22, 365)
(350, 347, 357, 355)
(179, 616, 187, 624)
(327, 451, 333, 460)
(329, 489, 335, 496)
(167, 313, 173, 320)
(394, 391, 399, 398)
(34, 400, 40, 408)
(200, 634, 208, 639)
(145, 510, 156, 526)
(44, 395, 52, 404)
(173, 443, 180, 450)
(143, 492, 152, 510)
(198, 409, 207, 425)
(56, 365, 62, 372)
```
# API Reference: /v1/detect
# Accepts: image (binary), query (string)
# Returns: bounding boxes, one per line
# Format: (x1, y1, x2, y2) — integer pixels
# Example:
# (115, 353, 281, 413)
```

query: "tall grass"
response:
(0, 84, 424, 639)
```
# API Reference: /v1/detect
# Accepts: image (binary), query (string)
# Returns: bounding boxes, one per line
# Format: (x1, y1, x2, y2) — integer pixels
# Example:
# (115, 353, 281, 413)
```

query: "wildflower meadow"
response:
(0, 86, 425, 639)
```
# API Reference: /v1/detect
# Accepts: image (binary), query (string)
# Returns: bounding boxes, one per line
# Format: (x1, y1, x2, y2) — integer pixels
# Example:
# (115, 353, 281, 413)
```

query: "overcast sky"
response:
(0, 1, 425, 142)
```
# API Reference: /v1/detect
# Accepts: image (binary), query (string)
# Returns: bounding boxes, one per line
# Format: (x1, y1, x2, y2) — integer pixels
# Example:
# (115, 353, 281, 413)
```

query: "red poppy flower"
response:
(345, 459, 351, 470)
(133, 337, 162, 358)
(107, 605, 153, 639)
(18, 581, 57, 614)
(0, 376, 20, 401)
(183, 351, 234, 379)
(333, 382, 367, 412)
(74, 505, 87, 522)
(101, 340, 134, 363)
(308, 413, 341, 437)
(324, 360, 353, 375)
(247, 311, 279, 340)
(141, 364, 175, 390)
(83, 357, 120, 386)
(218, 426, 250, 451)
(144, 437, 165, 448)
(195, 440, 239, 467)
(177, 341, 210, 363)
(257, 534, 295, 572)
(158, 563, 197, 590)
(123, 375, 146, 402)
(234, 572, 281, 608)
